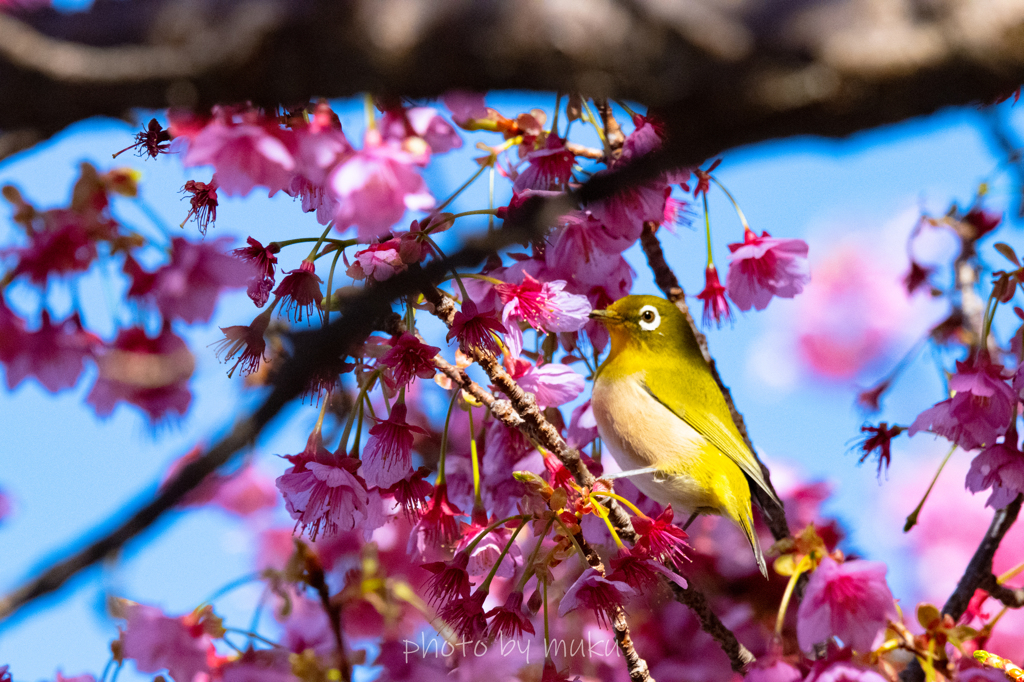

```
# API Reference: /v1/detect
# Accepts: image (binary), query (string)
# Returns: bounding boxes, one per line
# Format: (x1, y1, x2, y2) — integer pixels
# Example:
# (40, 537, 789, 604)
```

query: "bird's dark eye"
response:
(641, 310, 655, 322)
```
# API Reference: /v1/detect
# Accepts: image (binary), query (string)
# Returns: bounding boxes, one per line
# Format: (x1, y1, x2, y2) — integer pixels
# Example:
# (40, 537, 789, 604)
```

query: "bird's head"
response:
(589, 295, 697, 359)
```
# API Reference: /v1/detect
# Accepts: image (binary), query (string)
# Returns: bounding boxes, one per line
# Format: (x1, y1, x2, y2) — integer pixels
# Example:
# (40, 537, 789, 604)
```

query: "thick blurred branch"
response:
(2, 0, 1024, 165)
(639, 223, 789, 542)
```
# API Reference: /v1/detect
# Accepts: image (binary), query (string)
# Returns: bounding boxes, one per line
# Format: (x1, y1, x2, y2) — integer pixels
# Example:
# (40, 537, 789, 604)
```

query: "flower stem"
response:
(479, 519, 528, 592)
(338, 369, 380, 455)
(436, 163, 490, 213)
(488, 166, 496, 232)
(468, 404, 483, 514)
(363, 93, 376, 131)
(323, 244, 345, 326)
(904, 443, 958, 532)
(703, 192, 714, 266)
(306, 222, 336, 261)
(448, 208, 499, 220)
(437, 390, 460, 486)
(272, 237, 356, 250)
(998, 559, 1024, 584)
(420, 231, 471, 302)
(775, 554, 813, 635)
(517, 518, 555, 592)
(589, 490, 647, 518)
(709, 176, 751, 232)
(465, 515, 529, 554)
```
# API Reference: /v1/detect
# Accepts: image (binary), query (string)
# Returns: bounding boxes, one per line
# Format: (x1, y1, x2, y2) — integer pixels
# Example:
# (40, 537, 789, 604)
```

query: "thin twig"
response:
(638, 222, 790, 542)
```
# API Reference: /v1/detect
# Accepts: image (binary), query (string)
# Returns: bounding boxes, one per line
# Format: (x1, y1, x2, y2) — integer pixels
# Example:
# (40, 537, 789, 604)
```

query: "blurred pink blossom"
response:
(3, 311, 99, 392)
(330, 131, 435, 241)
(183, 111, 296, 197)
(121, 603, 215, 682)
(796, 556, 896, 652)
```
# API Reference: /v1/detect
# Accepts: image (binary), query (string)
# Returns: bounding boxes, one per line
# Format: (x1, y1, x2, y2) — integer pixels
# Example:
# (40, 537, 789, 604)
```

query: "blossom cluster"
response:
(6, 89, 1024, 682)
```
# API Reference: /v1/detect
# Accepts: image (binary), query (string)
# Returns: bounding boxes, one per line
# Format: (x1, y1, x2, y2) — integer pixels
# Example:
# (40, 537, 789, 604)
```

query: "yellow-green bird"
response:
(590, 295, 780, 577)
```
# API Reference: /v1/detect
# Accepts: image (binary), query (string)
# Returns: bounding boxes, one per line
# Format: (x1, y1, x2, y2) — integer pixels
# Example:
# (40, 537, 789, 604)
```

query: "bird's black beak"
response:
(589, 309, 621, 323)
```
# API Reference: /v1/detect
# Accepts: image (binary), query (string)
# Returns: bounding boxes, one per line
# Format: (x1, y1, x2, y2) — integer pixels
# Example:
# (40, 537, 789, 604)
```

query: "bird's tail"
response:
(739, 512, 768, 578)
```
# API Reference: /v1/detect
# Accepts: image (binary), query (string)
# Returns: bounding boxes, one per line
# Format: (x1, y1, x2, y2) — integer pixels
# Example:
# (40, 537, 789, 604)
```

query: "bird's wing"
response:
(642, 370, 781, 506)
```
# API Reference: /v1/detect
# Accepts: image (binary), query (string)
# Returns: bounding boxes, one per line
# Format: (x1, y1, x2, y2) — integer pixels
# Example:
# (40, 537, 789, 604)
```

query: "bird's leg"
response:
(599, 466, 659, 481)
(682, 511, 700, 530)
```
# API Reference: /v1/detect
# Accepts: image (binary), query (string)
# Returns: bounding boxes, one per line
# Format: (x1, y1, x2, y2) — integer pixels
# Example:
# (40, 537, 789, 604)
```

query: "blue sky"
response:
(1, 94, 1022, 680)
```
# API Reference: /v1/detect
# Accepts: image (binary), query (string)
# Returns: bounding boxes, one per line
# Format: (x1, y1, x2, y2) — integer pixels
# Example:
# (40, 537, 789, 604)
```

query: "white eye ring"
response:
(638, 305, 661, 331)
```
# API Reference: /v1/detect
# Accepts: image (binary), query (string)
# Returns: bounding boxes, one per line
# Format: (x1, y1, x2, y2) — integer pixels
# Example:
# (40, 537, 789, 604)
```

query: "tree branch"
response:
(639, 223, 790, 542)
(900, 494, 1023, 682)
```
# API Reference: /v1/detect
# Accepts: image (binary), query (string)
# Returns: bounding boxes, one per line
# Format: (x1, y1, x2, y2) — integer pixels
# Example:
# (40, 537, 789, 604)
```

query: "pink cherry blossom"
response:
(511, 359, 584, 408)
(3, 311, 99, 392)
(486, 591, 535, 639)
(807, 662, 888, 682)
(330, 131, 435, 242)
(607, 548, 685, 594)
(182, 110, 296, 197)
(121, 603, 215, 682)
(277, 433, 370, 541)
(382, 107, 463, 154)
(379, 333, 440, 388)
(439, 590, 489, 640)
(558, 567, 635, 628)
(11, 210, 98, 284)
(454, 521, 523, 578)
(361, 403, 426, 489)
(513, 135, 575, 192)
(567, 400, 598, 449)
(274, 259, 323, 323)
(446, 300, 507, 356)
(726, 228, 810, 311)
(422, 551, 472, 606)
(0, 296, 26, 365)
(796, 556, 896, 652)
(144, 238, 251, 324)
(213, 311, 270, 378)
(219, 649, 294, 682)
(745, 659, 803, 682)
(622, 114, 666, 161)
(632, 506, 689, 566)
(696, 263, 732, 328)
(966, 443, 1024, 509)
(87, 325, 194, 423)
(442, 91, 489, 126)
(180, 179, 218, 235)
(347, 240, 406, 281)
(545, 213, 634, 290)
(278, 592, 335, 658)
(232, 236, 278, 280)
(495, 272, 591, 358)
(585, 179, 670, 245)
(909, 357, 1016, 451)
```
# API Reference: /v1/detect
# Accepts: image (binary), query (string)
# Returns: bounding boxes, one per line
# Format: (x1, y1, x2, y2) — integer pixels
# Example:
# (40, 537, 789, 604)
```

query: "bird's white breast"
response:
(591, 372, 718, 513)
